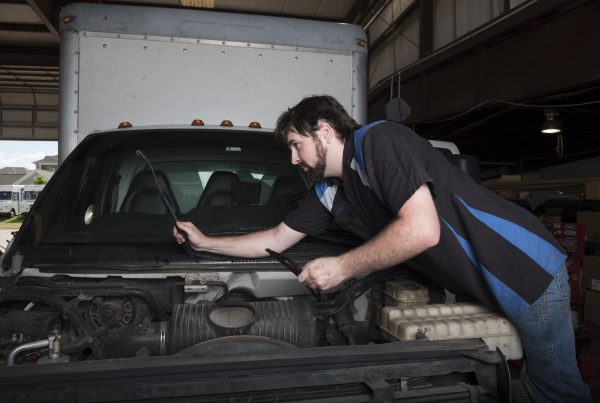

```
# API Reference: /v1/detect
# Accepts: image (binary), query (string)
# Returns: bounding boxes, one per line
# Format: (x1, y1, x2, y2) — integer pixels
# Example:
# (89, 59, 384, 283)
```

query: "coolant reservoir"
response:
(379, 302, 523, 360)
(384, 280, 429, 307)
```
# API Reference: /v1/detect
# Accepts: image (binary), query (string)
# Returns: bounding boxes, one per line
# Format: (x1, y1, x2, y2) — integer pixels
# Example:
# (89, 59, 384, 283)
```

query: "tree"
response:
(32, 176, 47, 185)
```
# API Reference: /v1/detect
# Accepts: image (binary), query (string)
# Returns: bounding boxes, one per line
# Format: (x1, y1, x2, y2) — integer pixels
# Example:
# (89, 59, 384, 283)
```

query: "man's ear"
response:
(317, 120, 334, 144)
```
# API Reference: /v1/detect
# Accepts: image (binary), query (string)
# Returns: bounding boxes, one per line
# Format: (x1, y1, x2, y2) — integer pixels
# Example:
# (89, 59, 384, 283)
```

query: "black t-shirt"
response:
(284, 121, 566, 315)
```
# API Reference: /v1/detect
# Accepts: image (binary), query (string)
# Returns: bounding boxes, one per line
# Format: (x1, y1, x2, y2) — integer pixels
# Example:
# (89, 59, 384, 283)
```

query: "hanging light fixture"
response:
(541, 108, 562, 134)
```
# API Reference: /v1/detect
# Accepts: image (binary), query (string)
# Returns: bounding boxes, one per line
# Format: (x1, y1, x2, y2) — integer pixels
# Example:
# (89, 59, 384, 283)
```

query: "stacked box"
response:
(577, 211, 600, 242)
(543, 223, 585, 258)
(584, 290, 600, 327)
(579, 353, 600, 379)
(567, 259, 584, 303)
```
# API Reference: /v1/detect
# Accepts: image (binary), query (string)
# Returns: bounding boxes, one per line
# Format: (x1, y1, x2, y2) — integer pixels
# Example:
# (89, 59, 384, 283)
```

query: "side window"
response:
(12, 193, 18, 202)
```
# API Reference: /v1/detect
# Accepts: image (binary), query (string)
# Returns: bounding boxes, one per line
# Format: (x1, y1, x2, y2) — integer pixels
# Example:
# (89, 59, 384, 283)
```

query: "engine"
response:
(0, 269, 523, 366)
(0, 275, 339, 364)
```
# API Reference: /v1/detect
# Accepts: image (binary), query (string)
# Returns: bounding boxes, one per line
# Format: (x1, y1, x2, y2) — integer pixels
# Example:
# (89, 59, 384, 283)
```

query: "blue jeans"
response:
(506, 265, 592, 403)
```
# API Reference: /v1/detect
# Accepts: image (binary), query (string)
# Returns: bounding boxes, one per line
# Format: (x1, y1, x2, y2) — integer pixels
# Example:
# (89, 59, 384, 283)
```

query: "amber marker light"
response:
(191, 119, 205, 126)
(118, 122, 133, 128)
(248, 121, 261, 128)
(220, 120, 233, 127)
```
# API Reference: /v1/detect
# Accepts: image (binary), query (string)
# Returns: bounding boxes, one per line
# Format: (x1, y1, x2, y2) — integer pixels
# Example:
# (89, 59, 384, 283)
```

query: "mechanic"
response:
(174, 95, 591, 403)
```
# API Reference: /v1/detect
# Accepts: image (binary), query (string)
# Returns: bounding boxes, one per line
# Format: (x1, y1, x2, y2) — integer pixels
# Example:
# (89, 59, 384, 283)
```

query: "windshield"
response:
(15, 128, 306, 251)
(0, 191, 11, 201)
(23, 191, 38, 201)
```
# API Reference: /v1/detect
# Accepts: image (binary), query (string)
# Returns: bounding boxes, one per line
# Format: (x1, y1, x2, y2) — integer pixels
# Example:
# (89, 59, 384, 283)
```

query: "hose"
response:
(7, 339, 49, 366)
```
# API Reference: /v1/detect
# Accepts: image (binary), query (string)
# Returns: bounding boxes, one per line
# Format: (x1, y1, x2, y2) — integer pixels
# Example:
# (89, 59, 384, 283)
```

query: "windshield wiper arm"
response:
(136, 150, 196, 258)
(265, 248, 321, 301)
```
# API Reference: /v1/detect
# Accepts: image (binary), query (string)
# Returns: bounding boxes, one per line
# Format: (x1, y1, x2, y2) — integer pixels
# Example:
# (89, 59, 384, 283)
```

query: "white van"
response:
(0, 185, 22, 217)
(19, 184, 44, 214)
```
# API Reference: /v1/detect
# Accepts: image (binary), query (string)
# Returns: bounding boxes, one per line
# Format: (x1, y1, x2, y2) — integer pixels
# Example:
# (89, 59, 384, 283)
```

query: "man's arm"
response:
(298, 184, 439, 290)
(174, 221, 306, 258)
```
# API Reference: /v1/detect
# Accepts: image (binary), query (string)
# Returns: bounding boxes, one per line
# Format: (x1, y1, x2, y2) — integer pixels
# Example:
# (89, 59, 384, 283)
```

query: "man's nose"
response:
(291, 149, 300, 165)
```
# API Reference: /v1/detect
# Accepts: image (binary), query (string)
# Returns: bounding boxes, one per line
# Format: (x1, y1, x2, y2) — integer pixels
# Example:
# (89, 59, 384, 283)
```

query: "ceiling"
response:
(1, 0, 599, 174)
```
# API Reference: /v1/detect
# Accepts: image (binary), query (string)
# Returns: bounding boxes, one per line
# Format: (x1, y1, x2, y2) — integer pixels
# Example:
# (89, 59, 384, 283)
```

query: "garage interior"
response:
(1, 0, 600, 397)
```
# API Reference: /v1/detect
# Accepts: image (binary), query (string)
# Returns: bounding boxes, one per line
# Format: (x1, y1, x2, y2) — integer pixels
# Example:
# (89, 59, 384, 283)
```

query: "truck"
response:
(19, 184, 45, 214)
(0, 185, 45, 217)
(0, 185, 22, 217)
(0, 3, 521, 402)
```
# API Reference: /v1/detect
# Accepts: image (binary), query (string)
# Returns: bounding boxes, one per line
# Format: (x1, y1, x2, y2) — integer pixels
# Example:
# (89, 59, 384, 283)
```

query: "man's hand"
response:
(173, 221, 206, 251)
(298, 256, 348, 291)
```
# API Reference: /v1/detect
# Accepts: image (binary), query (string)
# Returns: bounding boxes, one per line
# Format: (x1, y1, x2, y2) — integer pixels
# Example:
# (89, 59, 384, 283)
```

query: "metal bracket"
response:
(365, 378, 394, 403)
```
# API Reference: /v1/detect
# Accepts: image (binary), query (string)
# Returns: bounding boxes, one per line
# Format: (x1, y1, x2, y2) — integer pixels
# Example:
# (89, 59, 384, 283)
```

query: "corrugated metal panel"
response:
(368, 0, 416, 43)
(368, 10, 419, 90)
(433, 0, 510, 51)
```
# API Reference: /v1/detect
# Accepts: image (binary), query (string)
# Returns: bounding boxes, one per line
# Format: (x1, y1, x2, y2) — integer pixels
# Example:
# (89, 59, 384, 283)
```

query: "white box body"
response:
(58, 3, 367, 161)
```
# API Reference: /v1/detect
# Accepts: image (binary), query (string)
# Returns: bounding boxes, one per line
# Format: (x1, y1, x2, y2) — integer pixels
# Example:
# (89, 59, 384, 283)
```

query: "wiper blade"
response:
(136, 150, 196, 258)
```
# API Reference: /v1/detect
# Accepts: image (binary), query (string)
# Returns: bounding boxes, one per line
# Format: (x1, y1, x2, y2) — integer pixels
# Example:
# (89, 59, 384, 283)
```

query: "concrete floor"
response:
(0, 229, 15, 253)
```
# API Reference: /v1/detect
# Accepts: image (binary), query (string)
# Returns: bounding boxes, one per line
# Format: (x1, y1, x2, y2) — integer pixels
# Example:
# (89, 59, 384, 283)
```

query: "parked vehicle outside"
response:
(0, 185, 21, 218)
(18, 185, 45, 214)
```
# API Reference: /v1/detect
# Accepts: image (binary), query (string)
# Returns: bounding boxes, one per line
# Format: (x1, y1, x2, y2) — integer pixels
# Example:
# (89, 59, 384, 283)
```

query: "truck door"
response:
(12, 192, 20, 216)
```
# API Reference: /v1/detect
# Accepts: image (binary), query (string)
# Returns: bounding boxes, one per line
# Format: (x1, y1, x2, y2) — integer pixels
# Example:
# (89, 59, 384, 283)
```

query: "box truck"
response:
(0, 185, 21, 217)
(19, 184, 45, 214)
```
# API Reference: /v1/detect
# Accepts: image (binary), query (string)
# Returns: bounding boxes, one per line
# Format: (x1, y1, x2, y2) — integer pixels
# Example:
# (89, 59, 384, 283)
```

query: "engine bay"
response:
(0, 264, 522, 366)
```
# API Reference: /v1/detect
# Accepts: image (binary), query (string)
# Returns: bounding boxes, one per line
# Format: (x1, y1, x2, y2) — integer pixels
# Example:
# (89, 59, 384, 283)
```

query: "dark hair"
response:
(274, 95, 361, 143)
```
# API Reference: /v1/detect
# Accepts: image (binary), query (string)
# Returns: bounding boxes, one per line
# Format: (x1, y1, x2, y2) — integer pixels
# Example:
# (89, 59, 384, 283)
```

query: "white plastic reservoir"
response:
(379, 302, 523, 360)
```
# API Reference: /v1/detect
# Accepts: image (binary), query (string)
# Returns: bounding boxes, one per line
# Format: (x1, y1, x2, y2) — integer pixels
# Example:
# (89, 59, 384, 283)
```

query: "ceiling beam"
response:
(419, 0, 433, 58)
(0, 22, 48, 32)
(25, 0, 60, 42)
(0, 46, 59, 67)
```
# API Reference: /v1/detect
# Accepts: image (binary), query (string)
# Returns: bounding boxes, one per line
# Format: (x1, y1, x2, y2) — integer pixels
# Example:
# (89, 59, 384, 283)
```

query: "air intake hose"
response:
(168, 299, 319, 354)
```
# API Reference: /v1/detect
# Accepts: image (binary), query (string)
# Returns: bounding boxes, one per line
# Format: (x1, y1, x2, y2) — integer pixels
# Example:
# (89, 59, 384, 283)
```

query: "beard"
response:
(303, 139, 327, 183)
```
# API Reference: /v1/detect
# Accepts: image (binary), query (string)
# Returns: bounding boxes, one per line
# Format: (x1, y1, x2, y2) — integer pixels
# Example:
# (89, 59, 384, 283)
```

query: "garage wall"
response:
(0, 89, 58, 140)
(367, 0, 529, 92)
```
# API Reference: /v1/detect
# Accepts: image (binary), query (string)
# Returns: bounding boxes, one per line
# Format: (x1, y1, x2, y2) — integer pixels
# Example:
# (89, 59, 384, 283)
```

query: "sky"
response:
(0, 140, 59, 170)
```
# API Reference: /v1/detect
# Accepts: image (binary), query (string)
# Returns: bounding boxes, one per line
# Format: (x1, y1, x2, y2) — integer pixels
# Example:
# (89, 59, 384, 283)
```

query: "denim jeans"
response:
(506, 265, 592, 403)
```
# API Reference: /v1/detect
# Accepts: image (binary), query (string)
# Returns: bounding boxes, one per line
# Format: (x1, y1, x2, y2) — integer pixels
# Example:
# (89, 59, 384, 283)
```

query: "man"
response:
(174, 95, 591, 402)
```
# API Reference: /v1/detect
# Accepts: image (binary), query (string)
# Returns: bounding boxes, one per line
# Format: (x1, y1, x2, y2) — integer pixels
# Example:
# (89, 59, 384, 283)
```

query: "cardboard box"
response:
(586, 181, 600, 200)
(567, 259, 584, 302)
(583, 255, 600, 291)
(577, 211, 600, 242)
(590, 337, 600, 354)
(543, 223, 585, 258)
(584, 290, 600, 326)
(579, 353, 600, 379)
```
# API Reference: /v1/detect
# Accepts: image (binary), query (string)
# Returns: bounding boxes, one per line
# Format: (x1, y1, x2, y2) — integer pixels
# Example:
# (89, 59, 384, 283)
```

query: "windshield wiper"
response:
(265, 248, 321, 301)
(136, 150, 196, 258)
